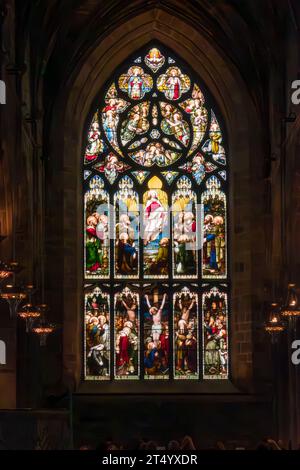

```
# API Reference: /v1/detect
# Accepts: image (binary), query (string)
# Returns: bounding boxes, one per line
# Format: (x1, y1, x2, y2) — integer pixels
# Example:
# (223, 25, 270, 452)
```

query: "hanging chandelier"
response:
(0, 283, 27, 319)
(18, 303, 41, 332)
(0, 261, 20, 283)
(281, 284, 300, 318)
(32, 320, 56, 346)
(31, 304, 57, 346)
(0, 261, 13, 282)
(17, 285, 40, 331)
(264, 302, 286, 339)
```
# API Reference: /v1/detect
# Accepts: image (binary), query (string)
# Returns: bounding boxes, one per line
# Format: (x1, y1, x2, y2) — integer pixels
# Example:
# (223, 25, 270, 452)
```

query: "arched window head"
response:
(83, 45, 229, 382)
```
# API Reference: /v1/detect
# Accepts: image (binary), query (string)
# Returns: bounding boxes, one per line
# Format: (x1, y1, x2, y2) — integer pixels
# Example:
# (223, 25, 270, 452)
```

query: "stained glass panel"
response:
(128, 138, 148, 150)
(118, 66, 153, 100)
(83, 44, 230, 382)
(84, 176, 109, 279)
(202, 286, 228, 379)
(160, 102, 190, 147)
(114, 287, 140, 379)
(143, 287, 169, 379)
(102, 84, 129, 156)
(129, 142, 181, 167)
(84, 113, 106, 164)
(172, 176, 197, 279)
(143, 176, 169, 278)
(121, 102, 150, 146)
(179, 153, 216, 185)
(93, 153, 130, 184)
(180, 84, 208, 156)
(157, 66, 191, 100)
(145, 48, 165, 72)
(114, 176, 139, 278)
(85, 286, 110, 380)
(131, 170, 150, 184)
(161, 171, 179, 185)
(173, 287, 199, 379)
(201, 177, 227, 278)
(202, 111, 226, 165)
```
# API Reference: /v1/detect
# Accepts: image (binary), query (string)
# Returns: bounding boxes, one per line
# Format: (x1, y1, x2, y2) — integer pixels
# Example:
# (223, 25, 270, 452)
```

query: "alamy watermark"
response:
(0, 80, 6, 104)
(291, 340, 300, 365)
(291, 80, 300, 105)
(91, 202, 204, 251)
(0, 340, 6, 365)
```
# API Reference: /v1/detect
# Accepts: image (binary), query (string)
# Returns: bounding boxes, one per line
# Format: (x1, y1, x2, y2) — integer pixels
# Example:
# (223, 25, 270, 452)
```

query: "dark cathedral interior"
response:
(0, 0, 300, 455)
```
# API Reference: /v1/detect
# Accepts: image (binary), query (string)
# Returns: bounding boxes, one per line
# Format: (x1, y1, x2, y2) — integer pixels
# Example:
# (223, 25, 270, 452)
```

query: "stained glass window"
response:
(84, 46, 229, 381)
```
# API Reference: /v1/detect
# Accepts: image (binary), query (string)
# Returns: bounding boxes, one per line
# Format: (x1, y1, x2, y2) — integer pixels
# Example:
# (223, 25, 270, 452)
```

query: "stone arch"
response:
(45, 9, 264, 391)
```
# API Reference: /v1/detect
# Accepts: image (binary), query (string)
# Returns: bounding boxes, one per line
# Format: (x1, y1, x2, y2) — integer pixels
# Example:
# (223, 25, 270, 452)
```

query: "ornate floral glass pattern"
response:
(143, 176, 169, 278)
(83, 45, 229, 381)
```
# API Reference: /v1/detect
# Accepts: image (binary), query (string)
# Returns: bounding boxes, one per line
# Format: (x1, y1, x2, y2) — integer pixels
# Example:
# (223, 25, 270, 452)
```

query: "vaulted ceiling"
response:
(12, 0, 299, 125)
(15, 1, 293, 81)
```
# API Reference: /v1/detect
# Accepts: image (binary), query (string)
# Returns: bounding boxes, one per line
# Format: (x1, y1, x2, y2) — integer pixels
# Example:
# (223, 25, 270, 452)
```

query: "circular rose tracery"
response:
(96, 48, 226, 171)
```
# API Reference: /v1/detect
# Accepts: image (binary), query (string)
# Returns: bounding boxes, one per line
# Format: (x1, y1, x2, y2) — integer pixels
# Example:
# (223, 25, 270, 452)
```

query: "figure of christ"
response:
(176, 296, 196, 372)
(145, 293, 167, 347)
(143, 190, 167, 245)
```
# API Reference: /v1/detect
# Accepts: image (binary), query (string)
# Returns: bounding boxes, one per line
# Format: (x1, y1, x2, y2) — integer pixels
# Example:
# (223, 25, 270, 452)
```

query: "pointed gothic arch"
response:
(83, 44, 229, 382)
